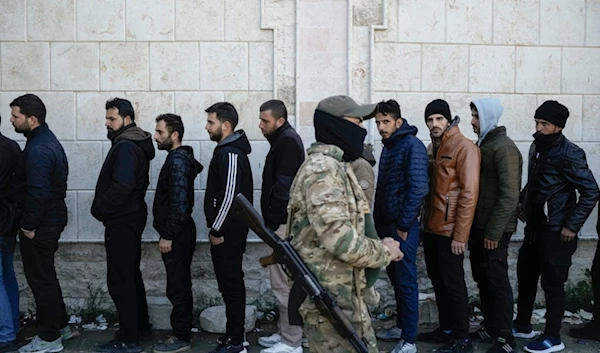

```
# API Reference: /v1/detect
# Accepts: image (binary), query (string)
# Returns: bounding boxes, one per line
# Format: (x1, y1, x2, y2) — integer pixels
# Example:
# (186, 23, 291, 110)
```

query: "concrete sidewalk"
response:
(10, 325, 600, 353)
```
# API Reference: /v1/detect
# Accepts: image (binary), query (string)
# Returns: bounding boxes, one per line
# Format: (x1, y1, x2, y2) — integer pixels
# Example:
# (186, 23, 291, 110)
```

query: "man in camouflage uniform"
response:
(288, 96, 404, 353)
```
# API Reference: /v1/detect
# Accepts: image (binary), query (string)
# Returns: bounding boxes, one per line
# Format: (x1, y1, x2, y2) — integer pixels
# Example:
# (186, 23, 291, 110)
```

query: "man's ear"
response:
(171, 130, 180, 143)
(276, 117, 286, 128)
(124, 115, 133, 125)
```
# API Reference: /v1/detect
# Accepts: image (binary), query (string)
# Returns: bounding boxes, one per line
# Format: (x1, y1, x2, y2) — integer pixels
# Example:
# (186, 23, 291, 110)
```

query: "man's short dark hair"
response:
(469, 102, 477, 111)
(377, 99, 401, 120)
(156, 113, 185, 141)
(10, 94, 47, 124)
(205, 102, 238, 129)
(105, 97, 135, 122)
(259, 100, 288, 121)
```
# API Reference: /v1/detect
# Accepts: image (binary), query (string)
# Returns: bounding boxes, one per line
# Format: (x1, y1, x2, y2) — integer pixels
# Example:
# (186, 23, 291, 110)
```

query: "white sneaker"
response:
(391, 341, 417, 353)
(260, 342, 303, 353)
(258, 333, 282, 348)
(18, 336, 64, 353)
(60, 326, 73, 341)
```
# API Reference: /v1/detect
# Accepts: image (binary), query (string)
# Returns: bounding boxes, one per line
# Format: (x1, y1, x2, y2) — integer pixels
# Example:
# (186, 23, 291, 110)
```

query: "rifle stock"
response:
(232, 193, 369, 353)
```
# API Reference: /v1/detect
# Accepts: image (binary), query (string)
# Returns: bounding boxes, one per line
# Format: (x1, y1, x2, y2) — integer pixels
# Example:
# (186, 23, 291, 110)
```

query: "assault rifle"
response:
(232, 193, 369, 353)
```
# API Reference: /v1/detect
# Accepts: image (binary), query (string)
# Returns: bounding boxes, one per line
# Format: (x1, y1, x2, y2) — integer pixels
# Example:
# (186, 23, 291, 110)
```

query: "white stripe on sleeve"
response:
(212, 153, 238, 230)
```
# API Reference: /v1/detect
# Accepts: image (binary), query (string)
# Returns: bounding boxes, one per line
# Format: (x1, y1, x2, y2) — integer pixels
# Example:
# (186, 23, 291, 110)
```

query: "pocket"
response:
(444, 195, 449, 222)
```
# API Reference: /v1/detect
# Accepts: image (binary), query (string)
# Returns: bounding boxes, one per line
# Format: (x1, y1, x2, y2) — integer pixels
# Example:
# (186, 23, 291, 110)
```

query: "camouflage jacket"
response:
(288, 143, 392, 323)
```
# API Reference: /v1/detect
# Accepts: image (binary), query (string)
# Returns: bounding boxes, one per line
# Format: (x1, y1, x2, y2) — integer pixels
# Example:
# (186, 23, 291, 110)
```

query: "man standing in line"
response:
(568, 209, 600, 342)
(0, 114, 23, 353)
(92, 98, 155, 353)
(256, 100, 305, 353)
(514, 101, 599, 353)
(151, 114, 203, 353)
(9, 94, 72, 353)
(373, 100, 429, 353)
(419, 99, 480, 353)
(468, 98, 522, 353)
(287, 95, 403, 353)
(204, 102, 253, 353)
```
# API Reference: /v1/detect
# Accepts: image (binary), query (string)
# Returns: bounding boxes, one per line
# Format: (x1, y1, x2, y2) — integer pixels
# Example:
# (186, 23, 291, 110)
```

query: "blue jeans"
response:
(377, 221, 419, 344)
(0, 236, 19, 342)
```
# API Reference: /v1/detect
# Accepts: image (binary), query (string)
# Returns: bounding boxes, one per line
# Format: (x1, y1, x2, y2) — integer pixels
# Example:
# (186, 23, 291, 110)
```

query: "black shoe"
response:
(209, 339, 247, 353)
(0, 340, 17, 353)
(217, 335, 249, 347)
(486, 337, 517, 353)
(417, 328, 453, 343)
(115, 328, 154, 342)
(470, 327, 497, 343)
(437, 339, 474, 353)
(98, 340, 142, 353)
(569, 323, 600, 341)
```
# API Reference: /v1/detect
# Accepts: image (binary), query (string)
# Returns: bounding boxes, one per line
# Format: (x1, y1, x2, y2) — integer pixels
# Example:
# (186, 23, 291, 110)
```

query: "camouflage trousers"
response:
(302, 305, 378, 353)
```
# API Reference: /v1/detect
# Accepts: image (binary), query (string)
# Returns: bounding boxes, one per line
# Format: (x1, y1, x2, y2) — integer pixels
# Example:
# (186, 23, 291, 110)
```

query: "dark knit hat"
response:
(534, 100, 569, 128)
(424, 99, 452, 123)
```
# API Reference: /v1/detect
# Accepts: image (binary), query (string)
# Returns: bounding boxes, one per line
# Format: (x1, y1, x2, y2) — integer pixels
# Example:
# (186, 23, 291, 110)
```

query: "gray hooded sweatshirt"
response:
(472, 97, 504, 145)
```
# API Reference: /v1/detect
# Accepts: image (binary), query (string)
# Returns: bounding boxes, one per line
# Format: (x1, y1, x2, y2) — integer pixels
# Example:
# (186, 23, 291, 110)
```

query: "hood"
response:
(173, 146, 204, 175)
(361, 146, 376, 167)
(217, 130, 252, 154)
(472, 98, 503, 146)
(113, 123, 156, 160)
(382, 118, 418, 148)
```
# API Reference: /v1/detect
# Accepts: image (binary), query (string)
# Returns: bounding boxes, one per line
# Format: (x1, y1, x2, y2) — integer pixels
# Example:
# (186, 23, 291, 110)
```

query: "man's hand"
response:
(451, 239, 466, 255)
(158, 238, 173, 253)
(396, 229, 408, 241)
(382, 237, 404, 262)
(560, 227, 577, 242)
(517, 203, 525, 222)
(209, 234, 224, 245)
(484, 238, 498, 250)
(21, 229, 35, 239)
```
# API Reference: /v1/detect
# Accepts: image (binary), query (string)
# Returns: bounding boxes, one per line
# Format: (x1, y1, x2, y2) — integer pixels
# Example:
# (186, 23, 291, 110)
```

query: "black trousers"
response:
(593, 240, 600, 323)
(469, 230, 514, 336)
(515, 230, 577, 338)
(19, 226, 68, 342)
(423, 232, 470, 339)
(210, 237, 246, 345)
(105, 221, 150, 344)
(163, 221, 196, 342)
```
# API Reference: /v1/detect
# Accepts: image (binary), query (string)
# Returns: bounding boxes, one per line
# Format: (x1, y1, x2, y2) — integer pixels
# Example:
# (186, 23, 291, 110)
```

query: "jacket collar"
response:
(480, 126, 506, 144)
(307, 142, 344, 162)
(24, 123, 49, 140)
(266, 121, 291, 144)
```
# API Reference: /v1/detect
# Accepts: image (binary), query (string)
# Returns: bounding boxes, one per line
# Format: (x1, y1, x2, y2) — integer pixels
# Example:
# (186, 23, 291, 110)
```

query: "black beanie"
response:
(534, 100, 569, 128)
(425, 99, 452, 123)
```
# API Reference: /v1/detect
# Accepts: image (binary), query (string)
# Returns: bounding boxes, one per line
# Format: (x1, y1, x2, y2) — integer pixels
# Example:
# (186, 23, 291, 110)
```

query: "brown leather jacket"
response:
(422, 119, 481, 243)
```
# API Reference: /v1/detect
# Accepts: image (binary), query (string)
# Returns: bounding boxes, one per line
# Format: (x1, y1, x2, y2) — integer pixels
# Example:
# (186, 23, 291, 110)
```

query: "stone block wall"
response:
(1, 0, 598, 324)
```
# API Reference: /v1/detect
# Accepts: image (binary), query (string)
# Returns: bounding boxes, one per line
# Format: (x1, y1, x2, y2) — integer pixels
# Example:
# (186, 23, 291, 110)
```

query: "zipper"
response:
(444, 195, 449, 222)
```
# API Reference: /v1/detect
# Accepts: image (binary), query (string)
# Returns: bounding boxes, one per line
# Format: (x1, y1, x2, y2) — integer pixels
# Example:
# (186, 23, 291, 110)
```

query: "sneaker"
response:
(469, 327, 497, 343)
(153, 337, 191, 353)
(376, 327, 403, 342)
(60, 326, 73, 342)
(115, 329, 154, 342)
(568, 323, 600, 341)
(217, 335, 250, 348)
(437, 339, 474, 353)
(523, 336, 564, 353)
(209, 339, 247, 353)
(512, 324, 538, 340)
(417, 328, 452, 343)
(0, 340, 17, 353)
(97, 340, 142, 353)
(258, 333, 281, 348)
(391, 340, 417, 353)
(18, 336, 63, 353)
(260, 342, 302, 353)
(486, 337, 517, 353)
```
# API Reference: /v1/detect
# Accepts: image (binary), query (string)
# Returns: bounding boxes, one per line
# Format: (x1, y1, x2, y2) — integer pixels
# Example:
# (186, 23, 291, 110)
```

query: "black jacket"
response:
(91, 123, 156, 225)
(19, 124, 69, 230)
(204, 130, 253, 239)
(0, 133, 23, 237)
(152, 146, 203, 240)
(521, 133, 599, 233)
(260, 122, 305, 230)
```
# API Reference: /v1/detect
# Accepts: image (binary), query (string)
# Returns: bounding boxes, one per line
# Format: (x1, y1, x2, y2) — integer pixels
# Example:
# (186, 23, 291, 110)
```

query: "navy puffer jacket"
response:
(373, 120, 429, 231)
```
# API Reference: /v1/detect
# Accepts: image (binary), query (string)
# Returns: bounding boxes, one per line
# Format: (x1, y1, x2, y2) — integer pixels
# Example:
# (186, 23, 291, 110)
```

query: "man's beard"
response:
(209, 127, 223, 142)
(14, 124, 30, 134)
(157, 137, 173, 151)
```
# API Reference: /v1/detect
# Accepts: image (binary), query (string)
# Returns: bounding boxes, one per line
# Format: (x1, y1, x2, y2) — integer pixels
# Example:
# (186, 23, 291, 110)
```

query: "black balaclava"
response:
(314, 109, 367, 162)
